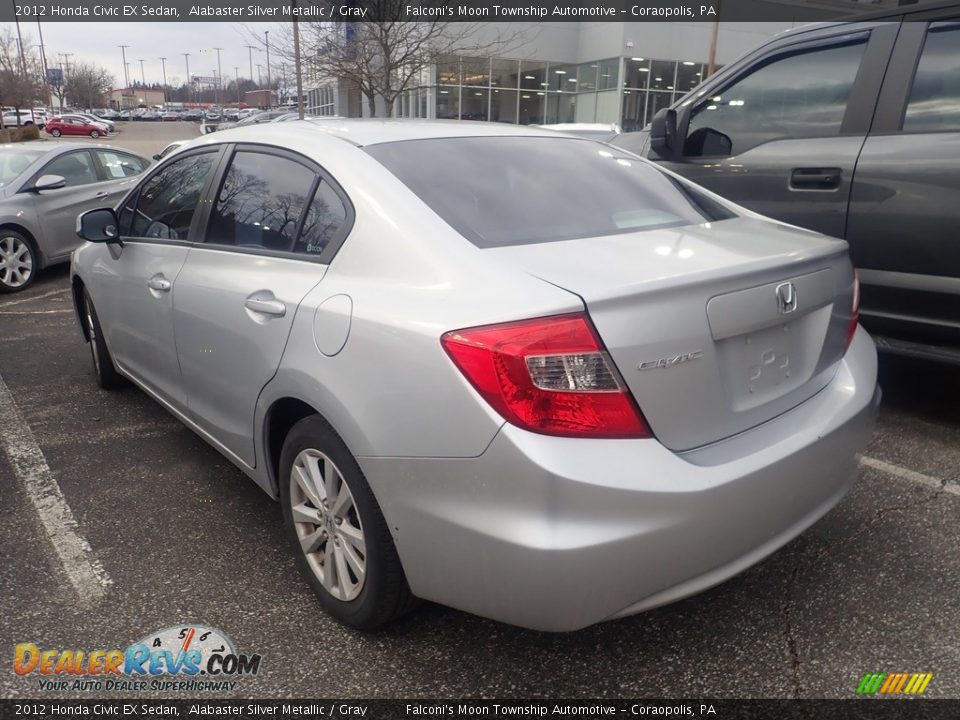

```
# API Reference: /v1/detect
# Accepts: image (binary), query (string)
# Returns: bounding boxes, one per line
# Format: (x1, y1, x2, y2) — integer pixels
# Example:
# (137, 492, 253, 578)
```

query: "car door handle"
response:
(244, 297, 286, 317)
(147, 276, 171, 292)
(790, 167, 842, 190)
(94, 191, 110, 199)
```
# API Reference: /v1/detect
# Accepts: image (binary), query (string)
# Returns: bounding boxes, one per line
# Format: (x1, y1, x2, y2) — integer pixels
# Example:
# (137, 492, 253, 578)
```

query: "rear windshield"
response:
(365, 136, 732, 248)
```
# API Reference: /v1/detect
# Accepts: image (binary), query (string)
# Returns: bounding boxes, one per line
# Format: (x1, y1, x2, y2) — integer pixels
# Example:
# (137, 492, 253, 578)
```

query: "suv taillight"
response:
(845, 268, 860, 351)
(441, 313, 651, 438)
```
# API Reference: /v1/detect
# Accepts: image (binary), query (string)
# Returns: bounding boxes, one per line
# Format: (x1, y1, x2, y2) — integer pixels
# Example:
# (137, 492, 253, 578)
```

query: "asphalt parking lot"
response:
(1, 149, 959, 697)
(41, 117, 204, 158)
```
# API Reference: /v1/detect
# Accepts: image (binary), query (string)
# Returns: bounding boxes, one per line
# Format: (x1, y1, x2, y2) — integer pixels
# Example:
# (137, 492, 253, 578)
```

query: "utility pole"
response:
(182, 53, 191, 103)
(234, 66, 240, 103)
(12, 0, 26, 77)
(264, 30, 271, 107)
(36, 19, 49, 106)
(57, 52, 72, 111)
(257, 64, 263, 88)
(293, 0, 304, 120)
(118, 45, 130, 88)
(213, 47, 223, 105)
(137, 59, 145, 87)
(244, 45, 256, 86)
(159, 57, 167, 103)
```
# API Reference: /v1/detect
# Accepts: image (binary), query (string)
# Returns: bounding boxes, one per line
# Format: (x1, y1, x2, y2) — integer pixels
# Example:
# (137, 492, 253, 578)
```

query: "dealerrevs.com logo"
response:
(13, 625, 262, 692)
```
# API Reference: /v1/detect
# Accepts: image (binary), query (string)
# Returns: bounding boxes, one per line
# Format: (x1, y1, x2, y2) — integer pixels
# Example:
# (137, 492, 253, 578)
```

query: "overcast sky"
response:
(4, 22, 287, 88)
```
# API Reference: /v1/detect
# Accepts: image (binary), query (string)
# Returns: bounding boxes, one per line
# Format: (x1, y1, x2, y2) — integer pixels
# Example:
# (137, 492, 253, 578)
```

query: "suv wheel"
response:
(0, 231, 36, 293)
(279, 415, 417, 630)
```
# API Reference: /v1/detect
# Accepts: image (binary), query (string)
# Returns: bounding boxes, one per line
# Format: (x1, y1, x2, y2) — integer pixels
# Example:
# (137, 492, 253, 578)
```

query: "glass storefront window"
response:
(548, 64, 578, 92)
(518, 91, 545, 124)
(598, 58, 619, 91)
(649, 60, 677, 92)
(436, 87, 460, 119)
(624, 57, 650, 90)
(461, 57, 490, 87)
(578, 63, 598, 92)
(491, 89, 518, 123)
(545, 93, 577, 123)
(491, 59, 519, 89)
(461, 88, 489, 121)
(645, 90, 674, 126)
(436, 56, 460, 85)
(676, 61, 703, 92)
(520, 61, 548, 91)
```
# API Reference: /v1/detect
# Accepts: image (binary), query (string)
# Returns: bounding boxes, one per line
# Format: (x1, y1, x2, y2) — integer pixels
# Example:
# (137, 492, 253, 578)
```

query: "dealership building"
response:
(306, 20, 840, 129)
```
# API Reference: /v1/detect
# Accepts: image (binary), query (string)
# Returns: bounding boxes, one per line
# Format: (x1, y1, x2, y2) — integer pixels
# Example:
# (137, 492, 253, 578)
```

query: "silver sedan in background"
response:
(71, 121, 879, 631)
(0, 142, 150, 292)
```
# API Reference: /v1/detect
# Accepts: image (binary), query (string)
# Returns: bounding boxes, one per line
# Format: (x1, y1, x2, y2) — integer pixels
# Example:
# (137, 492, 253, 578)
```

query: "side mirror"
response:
(77, 208, 121, 244)
(32, 174, 66, 192)
(649, 108, 678, 161)
(152, 153, 162, 161)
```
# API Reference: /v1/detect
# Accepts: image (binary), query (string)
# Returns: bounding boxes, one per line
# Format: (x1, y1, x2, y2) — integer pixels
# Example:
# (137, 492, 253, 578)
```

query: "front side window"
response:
(684, 39, 867, 157)
(366, 136, 730, 248)
(205, 151, 315, 252)
(126, 152, 216, 240)
(903, 25, 960, 133)
(42, 151, 98, 187)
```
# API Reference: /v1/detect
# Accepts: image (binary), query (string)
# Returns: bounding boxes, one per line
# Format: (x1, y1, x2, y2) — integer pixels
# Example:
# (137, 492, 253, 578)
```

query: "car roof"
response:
(286, 118, 570, 146)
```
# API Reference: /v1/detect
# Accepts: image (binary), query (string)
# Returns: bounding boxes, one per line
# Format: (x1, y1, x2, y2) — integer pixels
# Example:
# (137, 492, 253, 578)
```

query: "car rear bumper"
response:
(360, 327, 879, 632)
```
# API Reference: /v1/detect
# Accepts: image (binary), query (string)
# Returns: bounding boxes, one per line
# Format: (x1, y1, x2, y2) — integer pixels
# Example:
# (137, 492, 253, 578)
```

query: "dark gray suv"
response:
(615, 2, 960, 363)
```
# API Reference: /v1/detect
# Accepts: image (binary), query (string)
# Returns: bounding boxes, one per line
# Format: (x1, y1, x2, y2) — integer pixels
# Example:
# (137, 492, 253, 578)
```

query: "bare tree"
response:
(257, 5, 530, 117)
(64, 62, 114, 111)
(0, 28, 46, 124)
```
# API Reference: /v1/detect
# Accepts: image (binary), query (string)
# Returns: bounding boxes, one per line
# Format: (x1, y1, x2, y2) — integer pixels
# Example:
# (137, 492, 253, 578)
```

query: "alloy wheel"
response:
(289, 449, 367, 601)
(0, 236, 33, 289)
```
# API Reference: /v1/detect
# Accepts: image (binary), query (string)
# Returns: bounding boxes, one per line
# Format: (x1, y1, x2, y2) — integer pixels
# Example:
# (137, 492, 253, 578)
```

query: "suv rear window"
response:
(365, 137, 729, 248)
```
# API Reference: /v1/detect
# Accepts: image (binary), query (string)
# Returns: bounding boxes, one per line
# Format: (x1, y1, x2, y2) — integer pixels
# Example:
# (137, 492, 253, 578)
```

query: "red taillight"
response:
(845, 268, 860, 351)
(441, 313, 651, 438)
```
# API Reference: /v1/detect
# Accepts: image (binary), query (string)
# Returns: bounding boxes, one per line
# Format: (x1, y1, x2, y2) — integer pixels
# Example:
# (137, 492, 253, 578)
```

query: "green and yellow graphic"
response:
(857, 672, 933, 695)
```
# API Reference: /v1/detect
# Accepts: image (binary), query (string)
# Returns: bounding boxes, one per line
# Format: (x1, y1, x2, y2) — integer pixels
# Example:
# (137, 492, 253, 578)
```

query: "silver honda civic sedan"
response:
(71, 120, 879, 631)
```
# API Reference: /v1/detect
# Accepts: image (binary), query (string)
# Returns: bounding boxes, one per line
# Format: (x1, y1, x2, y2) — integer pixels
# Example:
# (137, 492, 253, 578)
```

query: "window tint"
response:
(293, 181, 347, 256)
(366, 137, 726, 248)
(903, 26, 960, 133)
(43, 151, 98, 187)
(205, 151, 315, 251)
(684, 40, 866, 157)
(95, 150, 148, 178)
(126, 152, 215, 240)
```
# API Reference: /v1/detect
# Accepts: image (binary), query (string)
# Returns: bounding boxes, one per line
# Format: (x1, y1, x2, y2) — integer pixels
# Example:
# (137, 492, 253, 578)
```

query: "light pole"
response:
(257, 64, 263, 89)
(118, 45, 130, 88)
(264, 30, 271, 107)
(234, 66, 240, 103)
(137, 59, 145, 87)
(182, 53, 191, 103)
(244, 45, 256, 86)
(159, 57, 167, 103)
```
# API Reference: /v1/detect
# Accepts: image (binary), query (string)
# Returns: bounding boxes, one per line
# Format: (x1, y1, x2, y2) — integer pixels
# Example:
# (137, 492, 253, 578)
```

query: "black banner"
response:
(2, 700, 960, 720)
(0, 0, 944, 23)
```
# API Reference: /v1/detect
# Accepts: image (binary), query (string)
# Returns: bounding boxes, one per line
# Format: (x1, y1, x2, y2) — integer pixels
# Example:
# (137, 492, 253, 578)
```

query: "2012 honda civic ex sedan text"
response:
(70, 120, 880, 632)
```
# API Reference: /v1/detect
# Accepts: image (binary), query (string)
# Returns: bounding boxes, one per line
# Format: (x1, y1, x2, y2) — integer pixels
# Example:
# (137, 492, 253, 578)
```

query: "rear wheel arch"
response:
(264, 397, 326, 496)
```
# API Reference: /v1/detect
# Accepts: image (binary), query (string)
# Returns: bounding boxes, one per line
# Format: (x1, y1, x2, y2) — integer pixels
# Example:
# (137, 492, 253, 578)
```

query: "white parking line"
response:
(860, 455, 960, 496)
(0, 372, 112, 603)
(0, 309, 72, 315)
(0, 288, 70, 308)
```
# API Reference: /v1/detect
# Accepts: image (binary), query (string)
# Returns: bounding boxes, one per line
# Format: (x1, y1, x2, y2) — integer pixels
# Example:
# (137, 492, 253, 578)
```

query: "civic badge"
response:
(775, 282, 798, 314)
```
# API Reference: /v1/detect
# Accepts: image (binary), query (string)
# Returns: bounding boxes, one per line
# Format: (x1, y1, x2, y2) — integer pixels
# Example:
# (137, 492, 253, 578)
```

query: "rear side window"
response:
(123, 152, 216, 240)
(684, 39, 867, 157)
(903, 25, 960, 133)
(294, 181, 348, 256)
(366, 137, 726, 248)
(205, 151, 315, 252)
(95, 150, 148, 178)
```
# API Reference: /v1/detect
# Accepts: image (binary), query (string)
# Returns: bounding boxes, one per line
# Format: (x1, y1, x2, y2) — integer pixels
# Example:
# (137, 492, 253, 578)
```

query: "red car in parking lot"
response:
(45, 115, 108, 139)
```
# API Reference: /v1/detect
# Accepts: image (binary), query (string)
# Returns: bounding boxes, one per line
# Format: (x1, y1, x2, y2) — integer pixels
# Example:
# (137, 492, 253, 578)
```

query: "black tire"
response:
(83, 288, 125, 389)
(279, 415, 418, 630)
(50, 128, 61, 137)
(0, 229, 37, 293)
